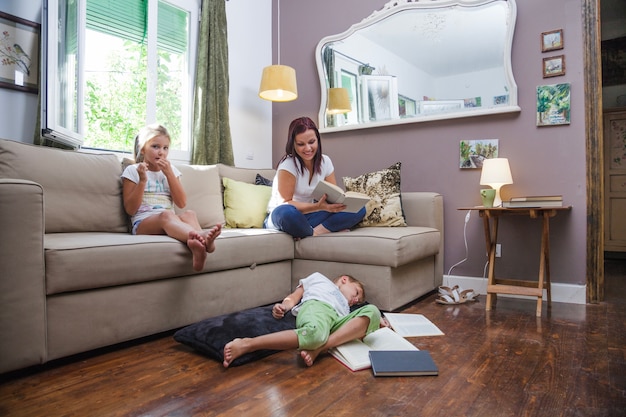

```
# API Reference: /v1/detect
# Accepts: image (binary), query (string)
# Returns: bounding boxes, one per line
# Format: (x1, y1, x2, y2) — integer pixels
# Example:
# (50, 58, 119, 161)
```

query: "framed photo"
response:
(543, 55, 566, 78)
(398, 95, 417, 118)
(419, 100, 464, 115)
(0, 12, 40, 94)
(340, 70, 360, 125)
(541, 29, 564, 52)
(459, 139, 499, 169)
(536, 83, 571, 126)
(360, 75, 399, 122)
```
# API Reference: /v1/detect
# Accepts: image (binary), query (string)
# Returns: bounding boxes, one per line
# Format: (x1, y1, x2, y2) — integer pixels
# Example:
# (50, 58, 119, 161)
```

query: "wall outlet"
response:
(495, 244, 502, 258)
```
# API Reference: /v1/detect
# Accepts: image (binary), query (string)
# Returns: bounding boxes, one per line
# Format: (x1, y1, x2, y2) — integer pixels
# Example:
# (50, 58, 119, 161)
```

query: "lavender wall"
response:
(274, 0, 587, 285)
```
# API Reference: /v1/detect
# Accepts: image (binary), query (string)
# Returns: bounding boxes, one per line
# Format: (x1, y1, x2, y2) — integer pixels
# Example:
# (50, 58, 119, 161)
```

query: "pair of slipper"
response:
(436, 285, 479, 305)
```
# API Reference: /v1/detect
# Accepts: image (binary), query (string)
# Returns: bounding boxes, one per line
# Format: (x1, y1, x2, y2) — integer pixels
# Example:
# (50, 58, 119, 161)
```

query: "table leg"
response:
(484, 213, 499, 311)
(536, 211, 552, 316)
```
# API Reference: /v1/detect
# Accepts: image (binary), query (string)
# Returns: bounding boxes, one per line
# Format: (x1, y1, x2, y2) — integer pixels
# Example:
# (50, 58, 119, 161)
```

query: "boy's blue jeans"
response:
(264, 204, 366, 238)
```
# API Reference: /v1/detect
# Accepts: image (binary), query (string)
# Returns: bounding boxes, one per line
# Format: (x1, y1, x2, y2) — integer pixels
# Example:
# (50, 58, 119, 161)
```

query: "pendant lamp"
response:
(326, 88, 352, 114)
(259, 0, 297, 102)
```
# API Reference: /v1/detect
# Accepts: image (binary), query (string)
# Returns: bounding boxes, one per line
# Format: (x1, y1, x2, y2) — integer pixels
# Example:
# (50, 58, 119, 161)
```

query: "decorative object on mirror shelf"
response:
(479, 158, 513, 207)
(315, 0, 519, 133)
(258, 0, 297, 102)
(0, 11, 40, 94)
(459, 139, 499, 169)
(536, 83, 571, 126)
(541, 29, 564, 52)
(326, 87, 352, 115)
(543, 55, 566, 78)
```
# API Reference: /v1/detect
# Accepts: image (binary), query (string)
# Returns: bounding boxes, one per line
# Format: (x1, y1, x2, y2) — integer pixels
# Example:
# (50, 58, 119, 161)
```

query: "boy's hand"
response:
(272, 303, 287, 319)
(380, 316, 391, 328)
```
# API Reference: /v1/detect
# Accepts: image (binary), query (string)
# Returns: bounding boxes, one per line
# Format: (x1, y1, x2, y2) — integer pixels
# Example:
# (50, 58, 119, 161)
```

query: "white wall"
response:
(225, 0, 273, 169)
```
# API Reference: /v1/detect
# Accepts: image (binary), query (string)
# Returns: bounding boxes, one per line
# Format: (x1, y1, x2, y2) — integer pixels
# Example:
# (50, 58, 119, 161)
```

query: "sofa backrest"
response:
(0, 139, 128, 233)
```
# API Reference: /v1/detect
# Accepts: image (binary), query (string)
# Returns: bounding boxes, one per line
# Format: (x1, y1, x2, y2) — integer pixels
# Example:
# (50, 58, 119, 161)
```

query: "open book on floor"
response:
(312, 180, 370, 213)
(328, 326, 417, 372)
(369, 350, 439, 377)
(383, 313, 444, 337)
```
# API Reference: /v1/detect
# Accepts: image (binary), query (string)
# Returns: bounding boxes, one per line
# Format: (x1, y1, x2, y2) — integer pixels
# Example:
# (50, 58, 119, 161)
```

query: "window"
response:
(42, 0, 198, 160)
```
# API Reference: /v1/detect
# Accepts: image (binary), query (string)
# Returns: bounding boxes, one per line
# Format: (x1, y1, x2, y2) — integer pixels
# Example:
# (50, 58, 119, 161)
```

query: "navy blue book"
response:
(369, 350, 439, 377)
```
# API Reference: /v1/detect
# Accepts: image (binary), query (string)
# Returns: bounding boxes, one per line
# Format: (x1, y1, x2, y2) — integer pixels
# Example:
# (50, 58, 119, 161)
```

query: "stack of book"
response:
(502, 195, 563, 208)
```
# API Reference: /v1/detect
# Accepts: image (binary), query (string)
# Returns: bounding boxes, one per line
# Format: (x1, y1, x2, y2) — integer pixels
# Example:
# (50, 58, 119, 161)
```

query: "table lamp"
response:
(479, 158, 513, 207)
(326, 88, 352, 115)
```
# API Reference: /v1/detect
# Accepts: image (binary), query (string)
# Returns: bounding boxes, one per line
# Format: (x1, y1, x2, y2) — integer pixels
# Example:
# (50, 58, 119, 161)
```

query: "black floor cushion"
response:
(174, 304, 296, 367)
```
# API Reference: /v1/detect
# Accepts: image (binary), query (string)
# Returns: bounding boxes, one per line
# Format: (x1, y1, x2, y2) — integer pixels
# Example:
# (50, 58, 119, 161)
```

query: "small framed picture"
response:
(541, 29, 564, 52)
(0, 11, 40, 94)
(543, 55, 566, 78)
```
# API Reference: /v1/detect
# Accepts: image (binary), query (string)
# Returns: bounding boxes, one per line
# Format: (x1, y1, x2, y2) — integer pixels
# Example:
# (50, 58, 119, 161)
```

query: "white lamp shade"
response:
(326, 88, 352, 114)
(480, 158, 513, 206)
(259, 65, 298, 102)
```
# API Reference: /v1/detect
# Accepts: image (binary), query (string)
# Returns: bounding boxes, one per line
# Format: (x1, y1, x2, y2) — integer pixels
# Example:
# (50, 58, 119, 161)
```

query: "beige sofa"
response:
(0, 138, 443, 374)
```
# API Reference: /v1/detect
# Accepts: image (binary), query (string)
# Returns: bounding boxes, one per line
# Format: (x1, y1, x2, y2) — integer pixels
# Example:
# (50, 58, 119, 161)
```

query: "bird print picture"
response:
(0, 12, 39, 94)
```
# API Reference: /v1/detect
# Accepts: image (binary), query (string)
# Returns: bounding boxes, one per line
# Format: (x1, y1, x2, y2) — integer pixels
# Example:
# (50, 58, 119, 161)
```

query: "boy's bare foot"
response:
(300, 348, 322, 367)
(188, 231, 208, 271)
(223, 338, 249, 368)
(203, 224, 222, 253)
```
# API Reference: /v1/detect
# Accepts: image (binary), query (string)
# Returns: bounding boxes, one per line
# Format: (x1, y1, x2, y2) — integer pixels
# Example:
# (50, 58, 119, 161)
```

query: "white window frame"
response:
(41, 0, 199, 161)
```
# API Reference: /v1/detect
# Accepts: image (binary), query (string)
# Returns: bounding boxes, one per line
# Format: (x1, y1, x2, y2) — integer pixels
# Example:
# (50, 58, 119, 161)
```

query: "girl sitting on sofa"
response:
(121, 124, 221, 271)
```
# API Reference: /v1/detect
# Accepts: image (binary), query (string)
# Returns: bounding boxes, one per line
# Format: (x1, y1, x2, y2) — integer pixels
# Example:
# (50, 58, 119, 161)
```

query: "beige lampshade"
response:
(480, 158, 513, 207)
(326, 88, 352, 114)
(258, 64, 298, 102)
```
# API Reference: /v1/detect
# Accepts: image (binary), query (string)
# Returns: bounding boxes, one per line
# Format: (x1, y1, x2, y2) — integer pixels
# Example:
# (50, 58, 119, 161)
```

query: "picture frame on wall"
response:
(536, 83, 571, 127)
(543, 55, 566, 78)
(0, 11, 40, 94)
(459, 139, 499, 169)
(541, 29, 564, 52)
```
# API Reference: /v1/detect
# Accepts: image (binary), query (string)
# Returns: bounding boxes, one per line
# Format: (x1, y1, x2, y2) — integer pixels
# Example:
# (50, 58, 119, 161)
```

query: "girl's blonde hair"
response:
(133, 124, 170, 163)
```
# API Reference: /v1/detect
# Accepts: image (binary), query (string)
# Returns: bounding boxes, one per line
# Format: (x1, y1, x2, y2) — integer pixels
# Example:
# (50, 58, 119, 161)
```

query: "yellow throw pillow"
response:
(222, 177, 272, 228)
(343, 162, 407, 227)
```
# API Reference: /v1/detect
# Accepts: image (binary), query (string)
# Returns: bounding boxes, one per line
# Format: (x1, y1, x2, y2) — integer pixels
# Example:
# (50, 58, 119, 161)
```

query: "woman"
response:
(264, 117, 366, 239)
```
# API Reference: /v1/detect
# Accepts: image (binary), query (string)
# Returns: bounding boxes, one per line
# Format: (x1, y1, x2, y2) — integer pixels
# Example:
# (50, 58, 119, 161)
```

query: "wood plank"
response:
(0, 260, 624, 416)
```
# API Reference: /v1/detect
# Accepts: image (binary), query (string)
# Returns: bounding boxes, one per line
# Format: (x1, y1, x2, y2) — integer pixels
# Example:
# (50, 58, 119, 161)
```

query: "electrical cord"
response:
(447, 210, 472, 275)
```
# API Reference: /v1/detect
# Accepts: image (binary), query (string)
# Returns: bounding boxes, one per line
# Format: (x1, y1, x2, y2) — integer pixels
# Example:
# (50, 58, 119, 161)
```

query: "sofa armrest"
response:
(0, 179, 47, 373)
(401, 192, 444, 286)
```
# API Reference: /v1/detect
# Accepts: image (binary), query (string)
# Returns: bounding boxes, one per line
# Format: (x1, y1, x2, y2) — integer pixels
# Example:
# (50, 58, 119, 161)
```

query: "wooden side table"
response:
(458, 206, 572, 316)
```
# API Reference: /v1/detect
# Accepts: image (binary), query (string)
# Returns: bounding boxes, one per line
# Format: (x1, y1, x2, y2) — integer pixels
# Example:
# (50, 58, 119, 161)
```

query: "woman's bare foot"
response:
(223, 338, 250, 368)
(188, 231, 208, 271)
(312, 224, 331, 236)
(203, 224, 222, 253)
(300, 348, 323, 367)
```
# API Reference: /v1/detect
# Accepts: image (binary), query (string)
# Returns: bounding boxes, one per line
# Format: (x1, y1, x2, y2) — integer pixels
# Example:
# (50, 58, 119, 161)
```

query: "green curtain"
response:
(191, 0, 234, 166)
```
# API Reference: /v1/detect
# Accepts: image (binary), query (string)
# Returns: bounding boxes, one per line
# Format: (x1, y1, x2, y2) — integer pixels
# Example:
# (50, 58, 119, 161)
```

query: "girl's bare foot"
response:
(223, 338, 249, 368)
(312, 224, 331, 236)
(300, 348, 322, 367)
(203, 224, 222, 253)
(188, 231, 208, 271)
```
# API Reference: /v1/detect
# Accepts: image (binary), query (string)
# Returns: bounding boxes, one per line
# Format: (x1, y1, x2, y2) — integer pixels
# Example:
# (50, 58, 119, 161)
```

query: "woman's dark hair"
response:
(277, 116, 323, 175)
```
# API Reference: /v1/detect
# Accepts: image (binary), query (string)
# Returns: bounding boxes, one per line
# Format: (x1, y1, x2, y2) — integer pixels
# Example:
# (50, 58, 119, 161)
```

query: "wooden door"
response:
(604, 109, 626, 252)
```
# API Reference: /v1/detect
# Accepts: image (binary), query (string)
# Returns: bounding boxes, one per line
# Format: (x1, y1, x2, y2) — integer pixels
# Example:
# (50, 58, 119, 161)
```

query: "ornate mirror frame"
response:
(316, 0, 520, 133)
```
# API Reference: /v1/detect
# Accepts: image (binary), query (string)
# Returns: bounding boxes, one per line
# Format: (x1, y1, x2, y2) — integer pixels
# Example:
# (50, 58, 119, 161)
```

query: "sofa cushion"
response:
(217, 163, 276, 185)
(174, 164, 225, 228)
(0, 139, 127, 233)
(295, 226, 440, 268)
(44, 229, 294, 294)
(222, 177, 272, 228)
(343, 162, 407, 227)
(173, 304, 296, 367)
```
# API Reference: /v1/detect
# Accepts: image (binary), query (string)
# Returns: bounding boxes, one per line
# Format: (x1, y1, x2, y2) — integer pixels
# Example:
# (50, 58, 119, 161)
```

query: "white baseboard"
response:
(443, 275, 587, 305)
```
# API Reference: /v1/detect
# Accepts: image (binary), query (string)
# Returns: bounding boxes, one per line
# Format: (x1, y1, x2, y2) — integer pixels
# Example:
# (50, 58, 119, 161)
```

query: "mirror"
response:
(316, 0, 520, 133)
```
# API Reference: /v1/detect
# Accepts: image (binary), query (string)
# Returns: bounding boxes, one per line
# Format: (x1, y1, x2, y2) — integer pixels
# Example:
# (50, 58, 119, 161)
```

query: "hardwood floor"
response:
(1, 260, 625, 417)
